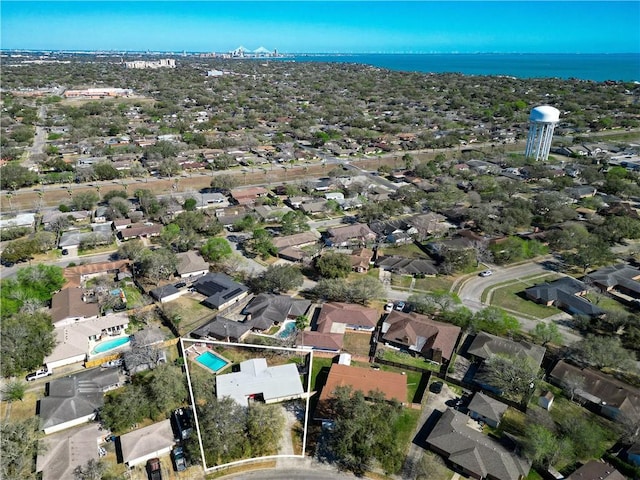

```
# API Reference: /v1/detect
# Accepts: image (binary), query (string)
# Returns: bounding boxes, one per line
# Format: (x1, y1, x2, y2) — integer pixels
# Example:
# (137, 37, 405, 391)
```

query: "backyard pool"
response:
(276, 321, 297, 339)
(91, 336, 131, 355)
(195, 351, 229, 373)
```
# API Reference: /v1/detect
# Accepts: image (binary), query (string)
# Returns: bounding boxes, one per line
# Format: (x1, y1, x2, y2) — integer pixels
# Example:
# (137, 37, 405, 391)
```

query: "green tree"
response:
(247, 228, 277, 259)
(315, 252, 352, 279)
(1, 311, 56, 377)
(72, 191, 100, 211)
(93, 162, 119, 181)
(200, 237, 232, 263)
(1, 264, 65, 316)
(0, 418, 40, 480)
(138, 248, 177, 283)
(73, 459, 107, 480)
(347, 276, 385, 305)
(280, 210, 310, 235)
(246, 403, 285, 457)
(408, 291, 460, 315)
(210, 174, 239, 192)
(196, 396, 249, 466)
(472, 306, 520, 336)
(324, 386, 403, 475)
(2, 381, 26, 403)
(523, 424, 561, 468)
(0, 163, 39, 190)
(251, 264, 304, 294)
(476, 354, 540, 401)
(183, 197, 197, 211)
(145, 364, 187, 419)
(531, 322, 563, 346)
(569, 334, 637, 371)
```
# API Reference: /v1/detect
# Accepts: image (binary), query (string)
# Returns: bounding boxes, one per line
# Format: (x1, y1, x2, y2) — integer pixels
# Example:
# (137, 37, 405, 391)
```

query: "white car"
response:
(384, 302, 394, 312)
(479, 270, 493, 277)
(26, 367, 52, 382)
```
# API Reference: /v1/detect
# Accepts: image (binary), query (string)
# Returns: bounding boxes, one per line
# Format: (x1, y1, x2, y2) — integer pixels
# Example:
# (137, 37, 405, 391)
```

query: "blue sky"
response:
(1, 1, 639, 53)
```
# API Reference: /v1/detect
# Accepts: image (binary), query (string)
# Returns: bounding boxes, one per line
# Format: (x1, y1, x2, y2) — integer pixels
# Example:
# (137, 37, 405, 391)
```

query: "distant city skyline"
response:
(1, 1, 639, 54)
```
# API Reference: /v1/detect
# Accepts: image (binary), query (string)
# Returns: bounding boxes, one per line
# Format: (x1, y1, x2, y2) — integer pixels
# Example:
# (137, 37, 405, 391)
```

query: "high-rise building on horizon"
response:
(525, 105, 560, 162)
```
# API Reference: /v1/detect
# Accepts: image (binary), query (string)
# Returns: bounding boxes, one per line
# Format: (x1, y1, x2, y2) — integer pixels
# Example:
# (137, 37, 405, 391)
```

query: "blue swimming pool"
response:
(195, 351, 228, 373)
(92, 336, 130, 355)
(276, 321, 297, 339)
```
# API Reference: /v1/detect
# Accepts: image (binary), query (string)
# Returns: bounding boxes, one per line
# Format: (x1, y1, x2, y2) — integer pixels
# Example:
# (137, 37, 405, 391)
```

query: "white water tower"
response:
(525, 105, 560, 161)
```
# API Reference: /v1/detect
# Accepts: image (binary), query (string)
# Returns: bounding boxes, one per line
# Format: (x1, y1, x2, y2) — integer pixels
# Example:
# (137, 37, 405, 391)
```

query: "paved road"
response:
(456, 258, 582, 344)
(0, 251, 115, 280)
(222, 466, 365, 480)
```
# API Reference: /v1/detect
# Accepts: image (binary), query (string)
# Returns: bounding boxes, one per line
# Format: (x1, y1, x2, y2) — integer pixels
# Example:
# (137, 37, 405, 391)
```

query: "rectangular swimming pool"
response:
(195, 351, 228, 373)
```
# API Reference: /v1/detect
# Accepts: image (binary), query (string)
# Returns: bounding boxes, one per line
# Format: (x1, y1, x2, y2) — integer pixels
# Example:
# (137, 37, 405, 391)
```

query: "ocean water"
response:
(277, 53, 640, 82)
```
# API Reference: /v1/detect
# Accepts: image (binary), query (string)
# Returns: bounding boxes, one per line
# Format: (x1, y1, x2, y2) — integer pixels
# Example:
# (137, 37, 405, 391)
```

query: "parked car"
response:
(430, 381, 444, 394)
(175, 282, 187, 288)
(101, 358, 123, 369)
(26, 366, 53, 382)
(384, 302, 394, 312)
(479, 270, 493, 277)
(172, 446, 187, 472)
(61, 249, 69, 255)
(395, 301, 406, 311)
(146, 458, 162, 480)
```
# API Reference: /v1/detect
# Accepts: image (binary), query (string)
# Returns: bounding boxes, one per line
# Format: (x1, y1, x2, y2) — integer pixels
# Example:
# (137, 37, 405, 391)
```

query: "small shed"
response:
(539, 391, 555, 411)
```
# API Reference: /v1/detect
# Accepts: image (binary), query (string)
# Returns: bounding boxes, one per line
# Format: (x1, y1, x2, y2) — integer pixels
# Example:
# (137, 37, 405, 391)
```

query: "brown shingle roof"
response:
(382, 310, 460, 362)
(63, 260, 131, 288)
(317, 302, 379, 331)
(51, 288, 99, 324)
(315, 364, 407, 420)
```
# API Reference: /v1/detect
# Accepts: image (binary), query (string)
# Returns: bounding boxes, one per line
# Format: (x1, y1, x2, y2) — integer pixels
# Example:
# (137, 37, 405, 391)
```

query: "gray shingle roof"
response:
(467, 392, 509, 424)
(427, 409, 530, 480)
(467, 332, 545, 367)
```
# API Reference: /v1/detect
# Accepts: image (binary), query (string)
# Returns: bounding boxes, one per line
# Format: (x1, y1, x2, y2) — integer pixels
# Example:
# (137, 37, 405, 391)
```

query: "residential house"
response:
(190, 316, 252, 342)
(39, 369, 120, 434)
(467, 392, 509, 428)
(314, 364, 407, 421)
(295, 330, 344, 352)
(63, 260, 131, 288)
(427, 409, 530, 480)
(175, 250, 209, 278)
(548, 360, 640, 421)
(381, 311, 461, 364)
(242, 293, 310, 331)
(376, 255, 439, 276)
(215, 205, 251, 229)
(50, 287, 99, 326)
(324, 223, 377, 247)
(216, 358, 306, 406)
(36, 423, 103, 480)
(93, 206, 108, 223)
(566, 460, 626, 480)
(0, 212, 36, 229)
(117, 223, 162, 241)
(229, 186, 269, 206)
(300, 198, 328, 215)
(525, 277, 604, 317)
(585, 263, 640, 300)
(253, 204, 293, 222)
(192, 273, 249, 311)
(273, 231, 320, 262)
(316, 302, 379, 333)
(42, 210, 91, 228)
(58, 231, 112, 250)
(44, 312, 130, 370)
(111, 218, 132, 231)
(149, 283, 187, 304)
(467, 332, 546, 367)
(349, 248, 374, 272)
(119, 419, 175, 468)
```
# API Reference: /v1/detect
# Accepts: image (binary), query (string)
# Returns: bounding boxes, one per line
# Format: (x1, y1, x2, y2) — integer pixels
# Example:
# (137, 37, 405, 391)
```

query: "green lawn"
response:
(487, 274, 562, 319)
(393, 408, 422, 453)
(379, 349, 440, 372)
(391, 274, 413, 288)
(413, 275, 455, 292)
(310, 356, 334, 391)
(584, 292, 631, 313)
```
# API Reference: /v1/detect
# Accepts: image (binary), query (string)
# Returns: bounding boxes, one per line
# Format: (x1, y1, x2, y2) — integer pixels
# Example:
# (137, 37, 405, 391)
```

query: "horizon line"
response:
(2, 49, 639, 55)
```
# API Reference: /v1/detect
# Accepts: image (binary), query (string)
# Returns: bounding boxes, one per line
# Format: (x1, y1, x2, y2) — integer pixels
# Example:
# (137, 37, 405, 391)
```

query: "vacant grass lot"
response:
(343, 331, 373, 357)
(487, 274, 562, 319)
(0, 389, 41, 422)
(413, 275, 455, 292)
(164, 295, 215, 335)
